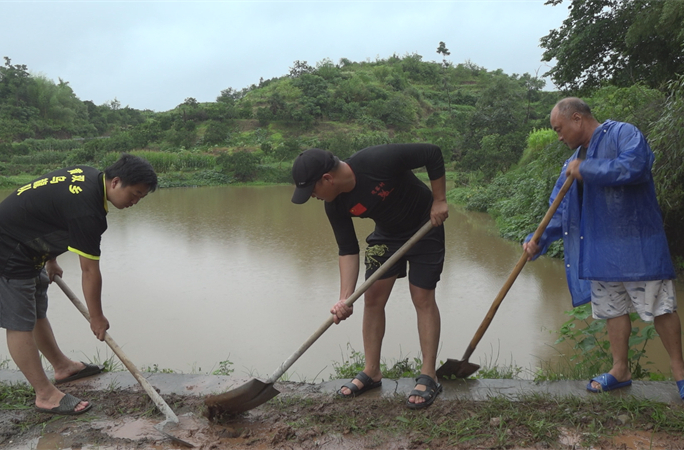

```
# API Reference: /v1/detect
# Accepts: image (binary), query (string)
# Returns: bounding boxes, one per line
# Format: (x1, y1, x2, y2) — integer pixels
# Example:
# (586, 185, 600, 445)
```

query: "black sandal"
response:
(406, 374, 442, 410)
(337, 371, 382, 398)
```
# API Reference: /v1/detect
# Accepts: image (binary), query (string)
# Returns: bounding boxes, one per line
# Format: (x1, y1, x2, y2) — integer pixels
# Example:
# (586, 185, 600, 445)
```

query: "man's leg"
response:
(6, 329, 89, 412)
(32, 317, 90, 382)
(654, 312, 684, 382)
(339, 276, 396, 396)
(590, 314, 631, 390)
(407, 283, 440, 405)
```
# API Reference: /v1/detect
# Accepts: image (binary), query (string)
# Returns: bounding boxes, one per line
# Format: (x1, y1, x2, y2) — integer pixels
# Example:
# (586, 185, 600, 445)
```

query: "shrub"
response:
(217, 150, 261, 182)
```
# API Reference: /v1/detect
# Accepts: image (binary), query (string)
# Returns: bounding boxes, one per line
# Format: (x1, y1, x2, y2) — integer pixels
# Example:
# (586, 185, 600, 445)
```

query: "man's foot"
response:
(587, 373, 632, 393)
(337, 371, 382, 398)
(54, 361, 103, 384)
(35, 393, 91, 415)
(669, 361, 684, 387)
(407, 374, 442, 409)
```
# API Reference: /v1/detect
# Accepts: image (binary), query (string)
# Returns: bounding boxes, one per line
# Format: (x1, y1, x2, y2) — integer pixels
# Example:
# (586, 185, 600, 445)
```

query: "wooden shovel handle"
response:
(266, 220, 434, 383)
(54, 275, 179, 424)
(461, 176, 574, 361)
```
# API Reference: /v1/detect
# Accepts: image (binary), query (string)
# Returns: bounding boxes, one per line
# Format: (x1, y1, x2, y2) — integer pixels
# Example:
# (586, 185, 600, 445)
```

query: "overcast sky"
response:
(2, 1, 570, 112)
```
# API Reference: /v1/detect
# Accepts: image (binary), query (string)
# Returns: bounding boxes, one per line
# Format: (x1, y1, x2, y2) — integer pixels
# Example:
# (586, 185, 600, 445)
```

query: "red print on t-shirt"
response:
(349, 203, 367, 216)
(372, 182, 394, 200)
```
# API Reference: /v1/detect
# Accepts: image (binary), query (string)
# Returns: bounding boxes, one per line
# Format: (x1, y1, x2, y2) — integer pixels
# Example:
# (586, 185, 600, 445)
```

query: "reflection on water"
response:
(0, 185, 681, 381)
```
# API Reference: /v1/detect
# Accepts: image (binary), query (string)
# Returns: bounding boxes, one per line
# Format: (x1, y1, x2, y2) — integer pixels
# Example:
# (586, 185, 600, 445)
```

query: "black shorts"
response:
(364, 225, 445, 290)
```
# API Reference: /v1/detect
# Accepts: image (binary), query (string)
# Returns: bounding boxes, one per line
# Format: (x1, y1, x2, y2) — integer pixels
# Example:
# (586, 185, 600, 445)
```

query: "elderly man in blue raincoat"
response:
(523, 97, 683, 400)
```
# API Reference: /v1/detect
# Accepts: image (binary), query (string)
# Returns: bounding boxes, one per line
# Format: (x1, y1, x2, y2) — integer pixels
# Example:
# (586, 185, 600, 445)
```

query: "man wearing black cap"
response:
(291, 143, 448, 409)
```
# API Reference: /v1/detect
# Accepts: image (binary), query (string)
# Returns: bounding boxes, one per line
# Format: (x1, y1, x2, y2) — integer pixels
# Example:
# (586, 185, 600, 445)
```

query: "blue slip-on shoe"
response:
(586, 373, 632, 393)
(677, 380, 684, 400)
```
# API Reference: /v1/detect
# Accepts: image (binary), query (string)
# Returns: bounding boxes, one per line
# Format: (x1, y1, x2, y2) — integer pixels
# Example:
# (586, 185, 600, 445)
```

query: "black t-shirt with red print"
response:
(0, 166, 108, 278)
(324, 143, 445, 256)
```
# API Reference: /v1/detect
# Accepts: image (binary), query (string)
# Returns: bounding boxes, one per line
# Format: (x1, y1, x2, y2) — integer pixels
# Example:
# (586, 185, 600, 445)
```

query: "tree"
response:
(291, 73, 329, 126)
(83, 100, 108, 134)
(167, 119, 197, 149)
(0, 58, 36, 141)
(289, 60, 314, 78)
(256, 107, 275, 125)
(0, 57, 31, 106)
(459, 75, 529, 178)
(217, 87, 244, 104)
(462, 75, 527, 150)
(315, 58, 341, 81)
(1, 59, 102, 140)
(541, 0, 684, 93)
(588, 84, 664, 133)
(459, 132, 526, 181)
(323, 132, 355, 160)
(649, 74, 684, 257)
(237, 99, 253, 119)
(183, 97, 199, 108)
(380, 93, 419, 131)
(202, 120, 230, 146)
(275, 137, 302, 163)
(400, 53, 440, 83)
(515, 72, 546, 123)
(218, 150, 260, 182)
(130, 120, 162, 148)
(436, 41, 453, 114)
(268, 91, 286, 117)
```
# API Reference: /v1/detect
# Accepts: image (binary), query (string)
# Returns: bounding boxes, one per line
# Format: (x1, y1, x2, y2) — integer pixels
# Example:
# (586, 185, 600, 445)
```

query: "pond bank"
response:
(1, 369, 682, 405)
(2, 369, 684, 449)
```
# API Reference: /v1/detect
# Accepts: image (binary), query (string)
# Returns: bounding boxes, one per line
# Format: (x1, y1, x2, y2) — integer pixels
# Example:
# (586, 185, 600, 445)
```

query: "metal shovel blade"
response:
(436, 358, 480, 379)
(204, 378, 280, 418)
(154, 421, 195, 448)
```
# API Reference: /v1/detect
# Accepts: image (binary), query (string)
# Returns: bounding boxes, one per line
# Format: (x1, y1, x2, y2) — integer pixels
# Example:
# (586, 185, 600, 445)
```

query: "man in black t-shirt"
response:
(291, 144, 448, 409)
(0, 154, 157, 415)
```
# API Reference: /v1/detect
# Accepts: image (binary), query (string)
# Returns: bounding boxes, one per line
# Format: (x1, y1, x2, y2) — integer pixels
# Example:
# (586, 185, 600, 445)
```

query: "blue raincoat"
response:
(526, 120, 676, 307)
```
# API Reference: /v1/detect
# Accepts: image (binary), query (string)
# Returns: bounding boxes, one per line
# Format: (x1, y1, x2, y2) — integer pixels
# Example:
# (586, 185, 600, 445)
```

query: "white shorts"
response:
(590, 280, 677, 321)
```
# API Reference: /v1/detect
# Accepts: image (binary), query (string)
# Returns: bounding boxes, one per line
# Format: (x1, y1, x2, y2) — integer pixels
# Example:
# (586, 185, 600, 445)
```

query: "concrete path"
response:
(320, 377, 683, 404)
(1, 369, 682, 404)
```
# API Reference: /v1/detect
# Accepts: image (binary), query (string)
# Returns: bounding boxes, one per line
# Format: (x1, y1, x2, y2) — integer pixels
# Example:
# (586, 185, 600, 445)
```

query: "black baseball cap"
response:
(291, 148, 339, 204)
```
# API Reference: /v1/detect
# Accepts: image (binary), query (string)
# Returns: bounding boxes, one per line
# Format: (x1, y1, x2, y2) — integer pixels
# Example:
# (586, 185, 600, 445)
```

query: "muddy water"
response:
(0, 185, 681, 381)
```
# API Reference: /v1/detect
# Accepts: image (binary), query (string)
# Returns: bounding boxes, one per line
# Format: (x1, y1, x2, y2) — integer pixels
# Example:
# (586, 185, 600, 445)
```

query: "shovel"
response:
(54, 275, 195, 448)
(436, 176, 574, 379)
(205, 220, 435, 418)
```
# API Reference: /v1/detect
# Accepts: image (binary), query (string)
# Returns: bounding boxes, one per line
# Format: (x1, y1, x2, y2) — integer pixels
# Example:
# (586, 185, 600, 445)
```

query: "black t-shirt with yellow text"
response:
(0, 166, 108, 278)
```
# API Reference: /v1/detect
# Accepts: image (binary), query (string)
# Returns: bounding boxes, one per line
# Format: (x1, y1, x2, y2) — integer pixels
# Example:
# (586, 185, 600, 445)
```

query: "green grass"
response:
(331, 343, 424, 381)
(139, 363, 175, 374)
(211, 358, 235, 376)
(88, 349, 125, 373)
(0, 382, 34, 410)
(262, 391, 684, 449)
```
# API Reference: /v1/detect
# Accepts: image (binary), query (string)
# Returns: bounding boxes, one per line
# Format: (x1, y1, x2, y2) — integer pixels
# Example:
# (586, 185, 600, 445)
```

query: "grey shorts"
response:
(590, 280, 677, 321)
(0, 269, 50, 331)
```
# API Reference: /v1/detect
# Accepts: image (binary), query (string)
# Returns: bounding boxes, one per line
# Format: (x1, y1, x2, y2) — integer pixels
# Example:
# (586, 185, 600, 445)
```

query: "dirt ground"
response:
(1, 382, 683, 450)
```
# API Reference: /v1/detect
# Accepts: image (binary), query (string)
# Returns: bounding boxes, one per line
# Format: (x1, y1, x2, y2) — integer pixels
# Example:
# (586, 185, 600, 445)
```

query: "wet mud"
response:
(1, 381, 683, 449)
